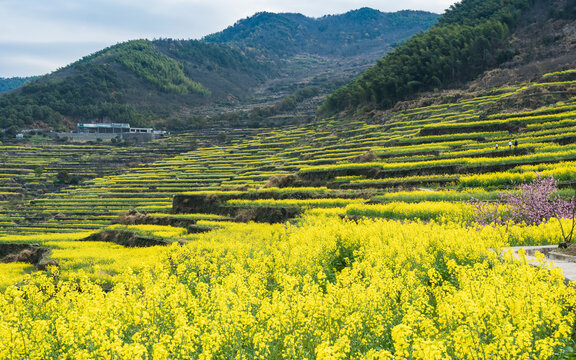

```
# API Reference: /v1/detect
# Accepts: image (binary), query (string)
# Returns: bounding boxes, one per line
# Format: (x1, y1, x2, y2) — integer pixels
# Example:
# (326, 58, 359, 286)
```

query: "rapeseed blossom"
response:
(0, 214, 574, 358)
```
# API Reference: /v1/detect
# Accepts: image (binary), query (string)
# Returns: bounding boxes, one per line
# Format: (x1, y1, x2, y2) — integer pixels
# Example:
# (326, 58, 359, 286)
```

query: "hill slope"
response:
(0, 76, 39, 93)
(321, 0, 576, 114)
(0, 39, 271, 131)
(0, 8, 438, 132)
(204, 9, 438, 58)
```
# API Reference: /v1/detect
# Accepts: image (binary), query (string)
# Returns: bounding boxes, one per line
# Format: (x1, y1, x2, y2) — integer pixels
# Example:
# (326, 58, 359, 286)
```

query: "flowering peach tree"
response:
(471, 176, 576, 245)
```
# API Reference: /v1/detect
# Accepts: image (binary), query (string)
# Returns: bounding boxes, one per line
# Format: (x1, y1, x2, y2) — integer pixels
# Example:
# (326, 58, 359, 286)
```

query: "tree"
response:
(55, 170, 79, 185)
(34, 167, 44, 178)
(55, 171, 71, 185)
(470, 176, 576, 245)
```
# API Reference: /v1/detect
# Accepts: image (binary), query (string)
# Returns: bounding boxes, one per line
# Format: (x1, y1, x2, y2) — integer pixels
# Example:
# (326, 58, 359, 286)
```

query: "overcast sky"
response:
(0, 0, 458, 78)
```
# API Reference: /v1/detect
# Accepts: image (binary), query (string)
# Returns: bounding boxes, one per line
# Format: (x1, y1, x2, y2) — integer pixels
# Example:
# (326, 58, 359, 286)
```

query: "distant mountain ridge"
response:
(204, 9, 438, 57)
(0, 8, 439, 133)
(0, 77, 38, 93)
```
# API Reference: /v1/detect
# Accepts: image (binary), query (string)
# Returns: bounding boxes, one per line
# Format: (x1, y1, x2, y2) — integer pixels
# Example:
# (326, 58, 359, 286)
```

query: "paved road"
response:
(508, 245, 576, 282)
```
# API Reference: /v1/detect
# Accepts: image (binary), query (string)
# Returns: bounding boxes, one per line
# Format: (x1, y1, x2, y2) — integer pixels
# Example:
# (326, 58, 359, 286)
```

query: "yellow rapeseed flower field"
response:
(0, 214, 574, 359)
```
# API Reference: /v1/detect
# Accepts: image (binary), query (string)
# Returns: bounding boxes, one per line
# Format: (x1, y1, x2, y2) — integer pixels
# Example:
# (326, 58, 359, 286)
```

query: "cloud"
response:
(0, 42, 112, 77)
(0, 1, 168, 43)
(0, 56, 63, 77)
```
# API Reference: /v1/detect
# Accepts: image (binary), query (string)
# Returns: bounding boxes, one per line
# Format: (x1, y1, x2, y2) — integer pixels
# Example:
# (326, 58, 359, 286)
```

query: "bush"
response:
(265, 174, 298, 188)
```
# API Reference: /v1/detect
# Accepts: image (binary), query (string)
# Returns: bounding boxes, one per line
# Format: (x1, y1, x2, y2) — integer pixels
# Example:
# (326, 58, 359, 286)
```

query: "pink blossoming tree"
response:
(471, 176, 576, 246)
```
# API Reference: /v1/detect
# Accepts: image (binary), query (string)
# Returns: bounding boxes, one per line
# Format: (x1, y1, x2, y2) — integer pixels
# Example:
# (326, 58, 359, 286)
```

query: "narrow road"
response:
(508, 245, 576, 282)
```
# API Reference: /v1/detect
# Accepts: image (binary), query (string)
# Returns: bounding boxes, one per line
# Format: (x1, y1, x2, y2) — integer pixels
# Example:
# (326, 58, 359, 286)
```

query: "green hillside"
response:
(0, 76, 39, 93)
(204, 9, 438, 57)
(0, 39, 269, 132)
(321, 0, 576, 114)
(0, 9, 439, 133)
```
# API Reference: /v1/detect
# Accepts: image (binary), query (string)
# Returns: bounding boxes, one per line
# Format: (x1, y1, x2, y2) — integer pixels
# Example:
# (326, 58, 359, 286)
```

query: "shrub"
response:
(265, 174, 298, 188)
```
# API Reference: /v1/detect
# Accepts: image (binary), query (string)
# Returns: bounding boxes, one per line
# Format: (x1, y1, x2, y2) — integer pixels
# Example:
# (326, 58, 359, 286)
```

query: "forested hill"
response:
(321, 0, 576, 115)
(204, 9, 439, 57)
(0, 77, 38, 93)
(0, 40, 271, 132)
(0, 8, 439, 132)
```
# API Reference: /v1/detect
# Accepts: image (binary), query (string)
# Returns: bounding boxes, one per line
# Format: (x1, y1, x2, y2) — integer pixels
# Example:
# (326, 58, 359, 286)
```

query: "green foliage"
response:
(276, 87, 320, 111)
(0, 9, 439, 132)
(54, 170, 80, 186)
(0, 40, 259, 130)
(205, 9, 439, 57)
(438, 0, 536, 26)
(159, 39, 269, 75)
(33, 167, 44, 178)
(113, 40, 209, 95)
(320, 0, 539, 114)
(0, 63, 146, 129)
(0, 77, 39, 93)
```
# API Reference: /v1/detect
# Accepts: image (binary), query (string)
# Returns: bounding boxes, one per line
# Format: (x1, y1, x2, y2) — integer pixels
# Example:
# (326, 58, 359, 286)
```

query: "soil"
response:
(81, 230, 170, 247)
(0, 243, 55, 268)
(558, 243, 576, 257)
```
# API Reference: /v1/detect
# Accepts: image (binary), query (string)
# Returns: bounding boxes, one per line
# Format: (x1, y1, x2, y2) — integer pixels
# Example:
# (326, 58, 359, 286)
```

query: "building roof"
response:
(77, 123, 130, 129)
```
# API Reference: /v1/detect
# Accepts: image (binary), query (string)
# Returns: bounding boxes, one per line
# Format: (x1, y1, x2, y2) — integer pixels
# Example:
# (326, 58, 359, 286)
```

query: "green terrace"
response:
(2, 70, 576, 282)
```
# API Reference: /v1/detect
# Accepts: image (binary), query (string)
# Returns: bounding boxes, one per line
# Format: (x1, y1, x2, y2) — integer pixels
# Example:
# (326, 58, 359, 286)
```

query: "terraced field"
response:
(0, 74, 576, 266)
(2, 72, 576, 271)
(3, 70, 576, 357)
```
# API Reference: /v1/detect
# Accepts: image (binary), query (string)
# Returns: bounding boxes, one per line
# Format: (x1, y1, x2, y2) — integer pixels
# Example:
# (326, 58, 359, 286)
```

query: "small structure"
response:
(77, 123, 132, 134)
(70, 123, 165, 142)
(129, 127, 153, 134)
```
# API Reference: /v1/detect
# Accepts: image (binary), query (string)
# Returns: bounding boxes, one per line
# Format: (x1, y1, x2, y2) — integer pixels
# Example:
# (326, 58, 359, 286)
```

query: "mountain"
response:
(0, 8, 439, 132)
(0, 76, 39, 93)
(0, 40, 271, 131)
(204, 9, 438, 58)
(321, 0, 576, 115)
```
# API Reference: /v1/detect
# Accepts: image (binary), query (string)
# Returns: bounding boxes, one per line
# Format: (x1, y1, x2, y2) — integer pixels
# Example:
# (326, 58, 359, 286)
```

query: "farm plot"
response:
(1, 72, 576, 357)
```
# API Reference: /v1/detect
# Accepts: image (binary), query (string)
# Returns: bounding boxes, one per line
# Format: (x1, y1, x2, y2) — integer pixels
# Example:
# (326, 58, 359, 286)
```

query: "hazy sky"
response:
(0, 0, 458, 77)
